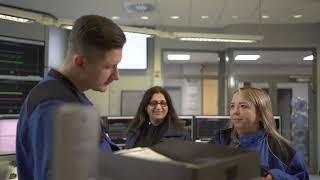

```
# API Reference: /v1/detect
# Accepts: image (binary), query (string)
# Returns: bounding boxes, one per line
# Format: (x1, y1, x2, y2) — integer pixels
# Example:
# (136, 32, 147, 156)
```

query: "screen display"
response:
(0, 119, 18, 155)
(118, 32, 149, 69)
(196, 118, 229, 139)
(0, 36, 44, 77)
(0, 79, 39, 114)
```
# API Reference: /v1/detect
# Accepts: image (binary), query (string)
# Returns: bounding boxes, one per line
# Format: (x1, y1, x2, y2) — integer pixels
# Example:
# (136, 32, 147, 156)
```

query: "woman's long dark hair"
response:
(127, 86, 182, 133)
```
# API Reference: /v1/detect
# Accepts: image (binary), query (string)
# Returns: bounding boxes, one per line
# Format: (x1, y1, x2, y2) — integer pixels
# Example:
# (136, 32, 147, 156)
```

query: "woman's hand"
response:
(261, 174, 273, 180)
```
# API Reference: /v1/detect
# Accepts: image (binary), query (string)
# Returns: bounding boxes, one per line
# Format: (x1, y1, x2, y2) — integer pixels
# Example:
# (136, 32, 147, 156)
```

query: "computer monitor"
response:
(103, 116, 134, 147)
(0, 79, 39, 114)
(0, 118, 18, 155)
(0, 36, 45, 77)
(193, 116, 230, 141)
(178, 115, 193, 140)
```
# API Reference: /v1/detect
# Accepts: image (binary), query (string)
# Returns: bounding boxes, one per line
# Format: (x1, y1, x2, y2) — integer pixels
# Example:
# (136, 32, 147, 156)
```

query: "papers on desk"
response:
(115, 147, 173, 162)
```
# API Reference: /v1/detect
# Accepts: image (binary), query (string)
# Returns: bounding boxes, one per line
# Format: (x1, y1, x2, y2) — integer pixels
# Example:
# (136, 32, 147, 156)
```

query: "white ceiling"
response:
(1, 0, 320, 28)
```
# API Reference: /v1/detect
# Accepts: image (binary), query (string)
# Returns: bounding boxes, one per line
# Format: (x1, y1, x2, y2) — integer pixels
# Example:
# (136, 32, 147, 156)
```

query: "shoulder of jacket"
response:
(26, 80, 78, 118)
(267, 135, 296, 167)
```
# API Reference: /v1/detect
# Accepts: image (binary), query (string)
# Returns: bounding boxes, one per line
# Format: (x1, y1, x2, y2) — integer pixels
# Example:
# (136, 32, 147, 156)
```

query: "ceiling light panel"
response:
(111, 16, 120, 20)
(221, 0, 260, 26)
(201, 15, 209, 19)
(170, 16, 180, 19)
(159, 0, 189, 26)
(61, 25, 72, 30)
(164, 51, 219, 64)
(233, 50, 314, 65)
(167, 54, 190, 61)
(235, 55, 261, 61)
(293, 14, 303, 18)
(0, 14, 33, 23)
(176, 32, 263, 43)
(189, 0, 223, 27)
(140, 16, 149, 20)
(303, 55, 313, 61)
(179, 37, 256, 43)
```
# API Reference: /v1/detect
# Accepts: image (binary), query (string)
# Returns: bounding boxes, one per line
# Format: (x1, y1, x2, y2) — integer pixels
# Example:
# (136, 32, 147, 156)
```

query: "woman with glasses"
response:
(125, 86, 189, 149)
(211, 87, 308, 180)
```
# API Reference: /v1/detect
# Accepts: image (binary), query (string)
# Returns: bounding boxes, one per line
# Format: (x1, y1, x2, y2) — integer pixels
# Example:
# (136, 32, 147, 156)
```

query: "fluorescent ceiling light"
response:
(262, 15, 270, 19)
(124, 31, 152, 38)
(120, 26, 156, 37)
(118, 28, 263, 43)
(170, 16, 180, 19)
(303, 55, 313, 61)
(201, 16, 209, 19)
(235, 55, 261, 61)
(232, 15, 239, 19)
(179, 37, 256, 43)
(140, 16, 149, 20)
(167, 54, 190, 61)
(0, 14, 33, 23)
(61, 25, 72, 30)
(176, 32, 263, 43)
(293, 14, 303, 19)
(111, 16, 120, 20)
(229, 76, 235, 87)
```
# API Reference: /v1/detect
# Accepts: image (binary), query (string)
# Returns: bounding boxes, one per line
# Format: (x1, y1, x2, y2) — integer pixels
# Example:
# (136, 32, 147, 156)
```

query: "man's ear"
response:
(74, 54, 85, 67)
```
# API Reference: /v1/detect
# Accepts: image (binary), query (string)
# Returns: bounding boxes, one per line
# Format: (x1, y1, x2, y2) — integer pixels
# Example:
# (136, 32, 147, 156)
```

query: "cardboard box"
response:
(98, 140, 260, 180)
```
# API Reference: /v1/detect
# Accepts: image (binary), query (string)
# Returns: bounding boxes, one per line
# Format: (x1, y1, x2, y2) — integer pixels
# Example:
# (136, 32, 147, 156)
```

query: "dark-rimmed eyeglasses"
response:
(148, 101, 168, 108)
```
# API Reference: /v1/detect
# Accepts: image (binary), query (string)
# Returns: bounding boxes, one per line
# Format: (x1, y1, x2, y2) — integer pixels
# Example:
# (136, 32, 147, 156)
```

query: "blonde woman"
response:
(211, 87, 308, 180)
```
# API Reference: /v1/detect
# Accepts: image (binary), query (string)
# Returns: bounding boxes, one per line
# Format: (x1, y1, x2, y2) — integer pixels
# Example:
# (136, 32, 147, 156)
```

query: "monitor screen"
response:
(195, 116, 229, 140)
(0, 119, 18, 155)
(0, 36, 45, 77)
(105, 116, 134, 146)
(0, 79, 39, 114)
(118, 32, 149, 70)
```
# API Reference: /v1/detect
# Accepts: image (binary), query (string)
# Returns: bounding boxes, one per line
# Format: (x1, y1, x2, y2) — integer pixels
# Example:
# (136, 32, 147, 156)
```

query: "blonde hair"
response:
(230, 87, 290, 148)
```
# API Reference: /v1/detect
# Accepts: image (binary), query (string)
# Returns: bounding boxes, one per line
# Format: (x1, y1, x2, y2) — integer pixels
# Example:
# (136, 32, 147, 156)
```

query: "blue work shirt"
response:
(213, 129, 309, 180)
(16, 69, 117, 180)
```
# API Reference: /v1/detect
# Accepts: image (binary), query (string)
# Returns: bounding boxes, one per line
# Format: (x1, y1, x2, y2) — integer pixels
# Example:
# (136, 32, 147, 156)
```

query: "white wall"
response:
(230, 64, 312, 76)
(108, 74, 153, 115)
(277, 83, 309, 101)
(47, 26, 68, 70)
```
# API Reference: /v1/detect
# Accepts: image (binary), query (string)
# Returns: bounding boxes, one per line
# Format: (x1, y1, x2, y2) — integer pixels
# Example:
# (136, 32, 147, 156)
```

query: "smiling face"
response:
(230, 92, 260, 137)
(147, 93, 169, 126)
(83, 48, 122, 92)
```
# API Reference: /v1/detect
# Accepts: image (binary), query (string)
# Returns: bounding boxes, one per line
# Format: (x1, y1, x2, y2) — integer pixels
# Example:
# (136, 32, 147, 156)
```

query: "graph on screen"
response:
(0, 36, 44, 77)
(0, 119, 18, 155)
(0, 79, 38, 114)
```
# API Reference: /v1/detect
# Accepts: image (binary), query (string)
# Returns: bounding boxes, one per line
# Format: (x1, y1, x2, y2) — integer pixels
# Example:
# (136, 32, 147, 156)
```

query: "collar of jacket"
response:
(239, 130, 266, 146)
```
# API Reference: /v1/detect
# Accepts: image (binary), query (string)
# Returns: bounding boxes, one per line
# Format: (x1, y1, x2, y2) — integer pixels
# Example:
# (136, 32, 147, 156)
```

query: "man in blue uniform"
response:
(16, 15, 126, 180)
